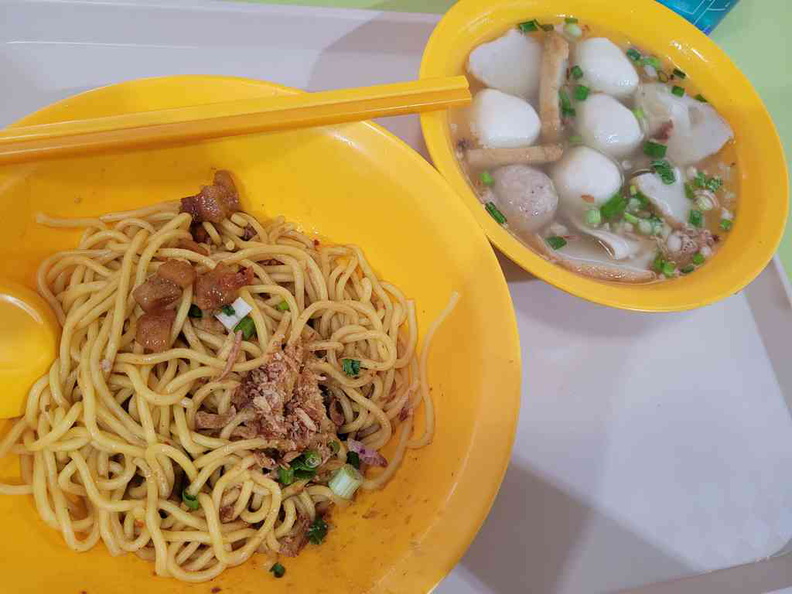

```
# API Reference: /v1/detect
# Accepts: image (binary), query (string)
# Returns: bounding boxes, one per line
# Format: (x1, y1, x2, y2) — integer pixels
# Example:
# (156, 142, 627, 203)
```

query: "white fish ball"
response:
(551, 146, 623, 220)
(575, 93, 643, 158)
(470, 89, 541, 149)
(467, 29, 543, 100)
(574, 38, 640, 98)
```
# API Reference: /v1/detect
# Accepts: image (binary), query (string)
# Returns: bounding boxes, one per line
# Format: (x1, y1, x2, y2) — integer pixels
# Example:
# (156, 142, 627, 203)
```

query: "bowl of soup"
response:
(420, 0, 788, 311)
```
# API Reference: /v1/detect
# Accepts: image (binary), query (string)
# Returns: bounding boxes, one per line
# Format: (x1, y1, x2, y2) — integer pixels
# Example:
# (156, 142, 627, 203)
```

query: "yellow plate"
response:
(0, 76, 521, 593)
(420, 0, 789, 312)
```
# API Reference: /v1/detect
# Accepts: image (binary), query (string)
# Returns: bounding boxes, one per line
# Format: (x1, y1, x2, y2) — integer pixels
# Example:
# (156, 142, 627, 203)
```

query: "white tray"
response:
(4, 2, 792, 592)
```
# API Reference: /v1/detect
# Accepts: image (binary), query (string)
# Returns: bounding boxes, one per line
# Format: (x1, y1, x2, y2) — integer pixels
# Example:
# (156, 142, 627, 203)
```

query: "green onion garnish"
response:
(688, 209, 704, 228)
(662, 261, 677, 278)
(651, 159, 676, 185)
(270, 563, 286, 579)
(540, 23, 554, 31)
(518, 19, 539, 32)
(600, 192, 628, 221)
(623, 212, 640, 225)
(585, 209, 602, 227)
(221, 304, 235, 316)
(652, 253, 666, 273)
(641, 56, 661, 69)
(546, 236, 567, 250)
(234, 316, 256, 340)
(569, 135, 583, 145)
(635, 191, 651, 210)
(720, 219, 733, 231)
(694, 172, 723, 192)
(638, 220, 654, 235)
(692, 252, 705, 265)
(188, 304, 203, 318)
(657, 71, 670, 83)
(684, 183, 696, 201)
(571, 65, 584, 80)
(629, 185, 638, 196)
(643, 141, 668, 159)
(565, 17, 578, 23)
(574, 84, 590, 101)
(307, 517, 328, 545)
(671, 85, 685, 97)
(559, 89, 575, 117)
(694, 93, 708, 103)
(342, 358, 362, 377)
(626, 48, 641, 61)
(680, 265, 695, 274)
(278, 466, 295, 486)
(346, 451, 361, 469)
(300, 450, 322, 470)
(274, 300, 290, 312)
(328, 464, 364, 499)
(485, 202, 507, 225)
(479, 171, 494, 186)
(633, 107, 646, 121)
(182, 488, 200, 511)
(329, 441, 341, 454)
(672, 68, 687, 79)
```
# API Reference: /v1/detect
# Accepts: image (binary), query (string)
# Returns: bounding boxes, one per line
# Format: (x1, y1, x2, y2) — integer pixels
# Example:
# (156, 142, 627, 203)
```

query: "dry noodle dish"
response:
(0, 171, 457, 582)
(453, 16, 738, 282)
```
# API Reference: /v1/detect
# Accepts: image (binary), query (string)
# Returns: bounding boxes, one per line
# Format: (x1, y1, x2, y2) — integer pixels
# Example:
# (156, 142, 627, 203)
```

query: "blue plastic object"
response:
(656, 0, 739, 34)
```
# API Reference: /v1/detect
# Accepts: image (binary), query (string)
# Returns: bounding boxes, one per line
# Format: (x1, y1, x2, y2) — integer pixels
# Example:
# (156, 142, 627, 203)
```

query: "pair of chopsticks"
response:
(0, 77, 470, 165)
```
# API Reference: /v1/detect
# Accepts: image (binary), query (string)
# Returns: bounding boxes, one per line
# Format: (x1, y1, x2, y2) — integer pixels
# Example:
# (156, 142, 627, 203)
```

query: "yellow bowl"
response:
(420, 0, 789, 312)
(0, 76, 521, 593)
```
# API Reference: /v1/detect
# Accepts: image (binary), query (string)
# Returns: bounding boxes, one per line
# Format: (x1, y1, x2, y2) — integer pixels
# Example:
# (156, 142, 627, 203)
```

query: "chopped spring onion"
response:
(569, 135, 584, 145)
(684, 183, 696, 201)
(651, 159, 676, 185)
(570, 65, 584, 80)
(662, 261, 677, 278)
(328, 464, 364, 499)
(559, 89, 575, 117)
(574, 84, 590, 101)
(216, 297, 253, 331)
(643, 141, 668, 159)
(485, 202, 507, 225)
(600, 192, 628, 221)
(585, 209, 602, 227)
(188, 304, 203, 318)
(627, 198, 641, 212)
(635, 191, 651, 209)
(623, 212, 640, 225)
(694, 171, 723, 192)
(564, 16, 578, 23)
(307, 517, 328, 545)
(342, 358, 362, 377)
(692, 252, 705, 265)
(680, 265, 695, 274)
(346, 451, 361, 469)
(626, 48, 641, 61)
(652, 253, 666, 273)
(688, 209, 704, 228)
(479, 171, 494, 186)
(629, 184, 638, 196)
(182, 489, 200, 511)
(270, 563, 286, 579)
(546, 236, 567, 250)
(518, 19, 539, 32)
(275, 300, 290, 312)
(672, 68, 687, 79)
(297, 450, 322, 470)
(694, 93, 708, 103)
(278, 466, 295, 486)
(329, 441, 341, 454)
(234, 316, 257, 340)
(540, 23, 554, 31)
(720, 219, 733, 231)
(657, 71, 669, 83)
(633, 107, 646, 123)
(696, 194, 716, 211)
(671, 85, 685, 97)
(638, 220, 654, 235)
(641, 56, 662, 69)
(564, 23, 583, 37)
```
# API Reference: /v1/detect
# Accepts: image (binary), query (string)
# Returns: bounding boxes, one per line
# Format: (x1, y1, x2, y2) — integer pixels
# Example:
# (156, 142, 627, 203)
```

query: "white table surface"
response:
(4, 2, 792, 592)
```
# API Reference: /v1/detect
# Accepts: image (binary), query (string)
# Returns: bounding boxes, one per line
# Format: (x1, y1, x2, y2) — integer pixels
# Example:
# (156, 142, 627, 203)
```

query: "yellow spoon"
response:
(0, 77, 470, 164)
